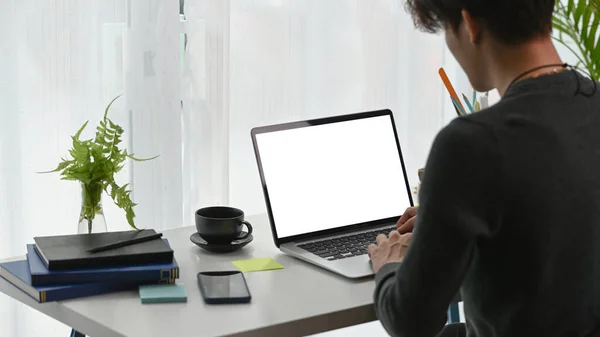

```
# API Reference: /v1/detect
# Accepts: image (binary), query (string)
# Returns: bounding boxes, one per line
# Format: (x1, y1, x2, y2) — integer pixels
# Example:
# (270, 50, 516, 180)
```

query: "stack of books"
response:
(0, 229, 179, 303)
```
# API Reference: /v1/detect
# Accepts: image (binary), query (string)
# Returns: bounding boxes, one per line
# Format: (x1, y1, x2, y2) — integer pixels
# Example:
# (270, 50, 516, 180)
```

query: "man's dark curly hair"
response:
(405, 0, 556, 44)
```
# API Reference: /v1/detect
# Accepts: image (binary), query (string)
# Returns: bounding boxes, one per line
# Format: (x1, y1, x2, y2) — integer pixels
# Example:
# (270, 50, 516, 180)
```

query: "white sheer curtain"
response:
(0, 1, 185, 336)
(0, 1, 481, 336)
(225, 0, 471, 213)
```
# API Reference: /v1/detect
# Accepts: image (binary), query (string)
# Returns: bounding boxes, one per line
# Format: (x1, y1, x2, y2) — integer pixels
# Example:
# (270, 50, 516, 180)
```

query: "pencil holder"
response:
(452, 91, 490, 115)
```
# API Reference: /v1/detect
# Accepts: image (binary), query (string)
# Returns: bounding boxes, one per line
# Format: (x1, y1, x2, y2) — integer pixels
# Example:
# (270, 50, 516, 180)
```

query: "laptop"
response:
(250, 109, 414, 278)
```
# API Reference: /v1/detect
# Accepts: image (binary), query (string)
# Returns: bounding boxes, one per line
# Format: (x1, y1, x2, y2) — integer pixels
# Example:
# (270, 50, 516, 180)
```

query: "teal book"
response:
(139, 284, 187, 304)
(0, 257, 174, 303)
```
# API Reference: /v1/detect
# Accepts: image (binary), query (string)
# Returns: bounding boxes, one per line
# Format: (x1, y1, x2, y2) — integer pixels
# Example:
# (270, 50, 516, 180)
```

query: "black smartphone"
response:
(197, 271, 252, 304)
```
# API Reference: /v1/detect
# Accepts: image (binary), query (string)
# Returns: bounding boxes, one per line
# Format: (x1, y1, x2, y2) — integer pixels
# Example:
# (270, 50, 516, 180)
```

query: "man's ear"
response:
(461, 9, 481, 45)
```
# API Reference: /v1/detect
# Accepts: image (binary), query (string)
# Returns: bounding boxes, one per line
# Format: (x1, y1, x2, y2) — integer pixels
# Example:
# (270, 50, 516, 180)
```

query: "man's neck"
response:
(488, 37, 563, 96)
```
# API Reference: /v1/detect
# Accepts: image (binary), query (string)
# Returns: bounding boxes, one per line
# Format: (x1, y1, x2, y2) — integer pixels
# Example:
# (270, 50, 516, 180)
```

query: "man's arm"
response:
(374, 118, 502, 337)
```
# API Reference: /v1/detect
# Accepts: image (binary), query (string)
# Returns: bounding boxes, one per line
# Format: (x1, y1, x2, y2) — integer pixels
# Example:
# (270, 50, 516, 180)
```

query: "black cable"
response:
(506, 63, 568, 91)
(506, 62, 597, 97)
(568, 66, 598, 97)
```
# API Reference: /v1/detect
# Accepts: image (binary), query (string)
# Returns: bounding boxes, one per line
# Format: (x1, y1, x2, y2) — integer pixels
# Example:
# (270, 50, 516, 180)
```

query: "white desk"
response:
(0, 213, 377, 337)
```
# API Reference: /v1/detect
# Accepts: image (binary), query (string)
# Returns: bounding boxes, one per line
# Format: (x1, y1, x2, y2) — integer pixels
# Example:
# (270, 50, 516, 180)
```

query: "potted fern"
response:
(42, 96, 157, 234)
(553, 0, 600, 80)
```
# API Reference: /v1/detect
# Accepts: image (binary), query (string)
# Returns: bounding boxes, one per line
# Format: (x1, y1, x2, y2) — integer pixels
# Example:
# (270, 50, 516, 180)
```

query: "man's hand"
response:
(368, 230, 412, 273)
(397, 206, 418, 234)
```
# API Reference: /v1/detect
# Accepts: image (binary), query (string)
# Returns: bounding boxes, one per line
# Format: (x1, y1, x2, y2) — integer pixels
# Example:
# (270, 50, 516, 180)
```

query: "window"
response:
(0, 1, 479, 336)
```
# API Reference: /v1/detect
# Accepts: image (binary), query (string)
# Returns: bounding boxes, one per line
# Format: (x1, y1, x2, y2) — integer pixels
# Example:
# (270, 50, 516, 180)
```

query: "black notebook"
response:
(33, 229, 174, 270)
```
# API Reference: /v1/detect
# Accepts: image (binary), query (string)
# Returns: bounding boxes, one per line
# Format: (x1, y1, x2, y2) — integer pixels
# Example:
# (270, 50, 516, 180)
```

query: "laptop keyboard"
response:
(297, 226, 396, 261)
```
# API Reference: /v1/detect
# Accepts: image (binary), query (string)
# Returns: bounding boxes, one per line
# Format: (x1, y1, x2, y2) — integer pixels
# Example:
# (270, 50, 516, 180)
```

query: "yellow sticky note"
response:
(231, 258, 284, 273)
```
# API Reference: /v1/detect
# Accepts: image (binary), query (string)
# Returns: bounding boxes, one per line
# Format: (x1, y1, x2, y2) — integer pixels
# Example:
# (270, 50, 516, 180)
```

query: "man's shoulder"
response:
(458, 92, 560, 128)
(435, 115, 497, 151)
(445, 98, 530, 144)
(427, 116, 501, 177)
(457, 99, 516, 127)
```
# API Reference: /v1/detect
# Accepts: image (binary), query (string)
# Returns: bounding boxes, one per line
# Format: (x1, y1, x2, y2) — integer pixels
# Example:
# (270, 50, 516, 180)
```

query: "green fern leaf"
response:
(71, 139, 90, 164)
(581, 7, 593, 43)
(111, 187, 118, 200)
(73, 121, 89, 140)
(574, 0, 587, 28)
(120, 183, 130, 193)
(128, 154, 160, 162)
(38, 159, 75, 174)
(125, 207, 138, 229)
(68, 171, 92, 184)
(567, 0, 576, 15)
(108, 119, 118, 129)
(103, 95, 122, 121)
(593, 40, 600, 74)
(587, 12, 600, 52)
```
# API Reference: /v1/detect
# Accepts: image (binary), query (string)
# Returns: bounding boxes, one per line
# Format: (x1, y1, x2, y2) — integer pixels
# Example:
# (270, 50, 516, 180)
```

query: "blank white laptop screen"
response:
(254, 114, 411, 239)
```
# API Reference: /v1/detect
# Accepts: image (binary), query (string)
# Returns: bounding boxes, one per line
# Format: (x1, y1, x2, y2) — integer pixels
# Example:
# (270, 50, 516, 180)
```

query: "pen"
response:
(462, 94, 475, 113)
(452, 103, 462, 116)
(452, 97, 467, 116)
(438, 68, 466, 113)
(87, 232, 163, 253)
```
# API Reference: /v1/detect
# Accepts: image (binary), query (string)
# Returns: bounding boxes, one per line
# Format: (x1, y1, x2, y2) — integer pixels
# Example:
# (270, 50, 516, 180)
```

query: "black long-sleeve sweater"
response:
(374, 70, 600, 337)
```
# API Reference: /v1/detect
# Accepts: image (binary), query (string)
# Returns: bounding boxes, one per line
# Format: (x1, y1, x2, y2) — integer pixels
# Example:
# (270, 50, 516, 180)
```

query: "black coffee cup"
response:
(195, 206, 253, 244)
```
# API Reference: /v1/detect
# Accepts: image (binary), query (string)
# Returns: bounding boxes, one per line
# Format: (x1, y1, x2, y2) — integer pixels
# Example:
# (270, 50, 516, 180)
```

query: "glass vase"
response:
(77, 182, 108, 234)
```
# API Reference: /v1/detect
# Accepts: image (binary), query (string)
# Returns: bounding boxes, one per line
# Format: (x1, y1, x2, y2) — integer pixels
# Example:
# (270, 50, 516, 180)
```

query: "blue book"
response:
(0, 257, 174, 303)
(27, 241, 179, 286)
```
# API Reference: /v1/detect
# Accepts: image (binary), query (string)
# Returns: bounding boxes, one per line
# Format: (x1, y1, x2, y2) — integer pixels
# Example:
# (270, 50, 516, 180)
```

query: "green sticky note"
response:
(139, 284, 187, 304)
(232, 257, 284, 272)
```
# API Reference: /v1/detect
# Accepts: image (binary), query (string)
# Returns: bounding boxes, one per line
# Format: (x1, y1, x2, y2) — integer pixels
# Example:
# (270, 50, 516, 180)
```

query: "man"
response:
(368, 0, 600, 336)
